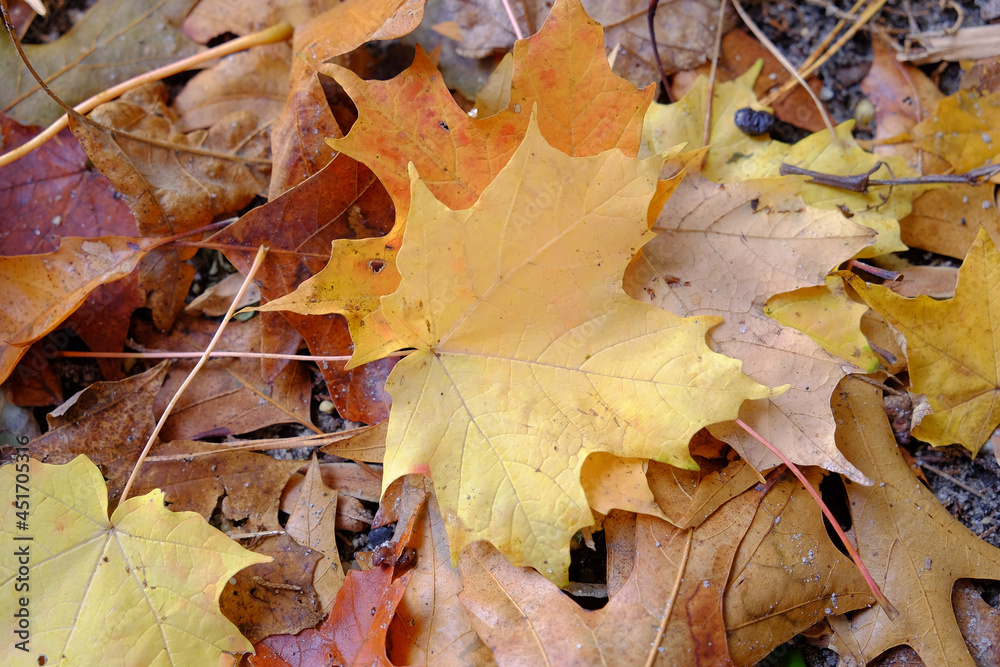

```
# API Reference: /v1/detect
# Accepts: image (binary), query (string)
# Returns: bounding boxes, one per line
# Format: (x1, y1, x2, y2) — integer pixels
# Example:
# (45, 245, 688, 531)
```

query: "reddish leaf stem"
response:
(735, 418, 899, 620)
(56, 349, 412, 363)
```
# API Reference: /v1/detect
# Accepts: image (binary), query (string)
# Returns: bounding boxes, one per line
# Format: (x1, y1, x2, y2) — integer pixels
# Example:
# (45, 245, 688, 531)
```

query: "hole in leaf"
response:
(819, 473, 853, 558)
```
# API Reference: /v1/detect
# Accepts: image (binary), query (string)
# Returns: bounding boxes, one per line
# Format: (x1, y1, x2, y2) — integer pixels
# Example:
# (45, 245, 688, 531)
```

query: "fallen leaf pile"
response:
(4, 0, 1000, 665)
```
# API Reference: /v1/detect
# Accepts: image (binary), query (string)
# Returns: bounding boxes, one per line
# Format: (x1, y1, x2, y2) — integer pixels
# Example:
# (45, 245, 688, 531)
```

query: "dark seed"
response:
(734, 107, 775, 137)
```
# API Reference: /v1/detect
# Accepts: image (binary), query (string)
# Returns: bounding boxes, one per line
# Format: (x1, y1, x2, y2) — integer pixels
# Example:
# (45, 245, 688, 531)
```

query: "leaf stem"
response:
(0, 21, 293, 168)
(118, 245, 269, 503)
(735, 417, 900, 620)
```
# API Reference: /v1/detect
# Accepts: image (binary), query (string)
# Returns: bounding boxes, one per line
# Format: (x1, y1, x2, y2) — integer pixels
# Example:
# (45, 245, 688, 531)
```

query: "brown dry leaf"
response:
(953, 580, 1000, 667)
(0, 234, 158, 384)
(29, 362, 169, 509)
(887, 265, 958, 299)
(827, 377, 1000, 666)
(899, 183, 1000, 260)
(250, 501, 424, 667)
(70, 83, 269, 329)
(0, 0, 204, 126)
(382, 477, 495, 667)
(646, 455, 762, 529)
(319, 420, 388, 462)
(724, 471, 875, 665)
(281, 461, 383, 508)
(624, 174, 873, 482)
(182, 0, 341, 42)
(459, 479, 767, 666)
(861, 38, 944, 172)
(221, 533, 323, 644)
(132, 315, 315, 441)
(185, 271, 262, 317)
(211, 151, 396, 424)
(133, 441, 304, 532)
(285, 455, 345, 615)
(173, 46, 290, 132)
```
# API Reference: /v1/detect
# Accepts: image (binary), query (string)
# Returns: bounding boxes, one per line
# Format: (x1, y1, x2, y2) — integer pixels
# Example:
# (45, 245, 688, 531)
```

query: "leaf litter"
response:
(5, 0, 1000, 665)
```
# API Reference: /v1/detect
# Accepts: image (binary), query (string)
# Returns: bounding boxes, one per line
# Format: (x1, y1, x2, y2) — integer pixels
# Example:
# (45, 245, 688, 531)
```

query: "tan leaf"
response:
(285, 456, 346, 614)
(624, 174, 873, 482)
(827, 377, 1000, 666)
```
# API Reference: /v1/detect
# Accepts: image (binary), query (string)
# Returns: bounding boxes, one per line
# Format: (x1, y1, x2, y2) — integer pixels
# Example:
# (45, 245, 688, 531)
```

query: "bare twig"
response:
(500, 0, 524, 40)
(0, 21, 293, 168)
(780, 161, 1000, 192)
(119, 245, 269, 502)
(920, 461, 986, 499)
(648, 0, 673, 101)
(731, 0, 839, 141)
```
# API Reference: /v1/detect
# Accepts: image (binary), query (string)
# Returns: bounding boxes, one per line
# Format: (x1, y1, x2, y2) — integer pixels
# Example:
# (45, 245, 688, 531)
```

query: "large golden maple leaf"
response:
(376, 116, 778, 584)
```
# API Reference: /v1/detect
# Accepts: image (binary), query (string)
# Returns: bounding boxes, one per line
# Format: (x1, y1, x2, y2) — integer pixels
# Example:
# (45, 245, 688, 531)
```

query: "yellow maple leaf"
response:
(642, 64, 919, 257)
(1, 456, 269, 665)
(377, 115, 778, 585)
(904, 88, 1000, 172)
(843, 227, 1000, 454)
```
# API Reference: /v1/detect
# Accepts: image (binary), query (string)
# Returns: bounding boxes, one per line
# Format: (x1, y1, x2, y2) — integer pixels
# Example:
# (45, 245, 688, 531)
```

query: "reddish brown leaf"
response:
(221, 533, 324, 644)
(212, 151, 396, 424)
(132, 315, 315, 441)
(250, 501, 424, 667)
(29, 362, 169, 509)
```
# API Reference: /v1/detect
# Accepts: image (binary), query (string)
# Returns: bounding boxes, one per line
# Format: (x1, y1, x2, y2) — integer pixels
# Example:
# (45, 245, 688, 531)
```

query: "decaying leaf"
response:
(0, 456, 268, 663)
(0, 0, 203, 125)
(827, 377, 1000, 666)
(284, 456, 346, 615)
(844, 227, 1000, 453)
(376, 116, 775, 584)
(29, 362, 169, 510)
(70, 83, 269, 329)
(250, 503, 422, 667)
(132, 315, 315, 441)
(724, 471, 875, 665)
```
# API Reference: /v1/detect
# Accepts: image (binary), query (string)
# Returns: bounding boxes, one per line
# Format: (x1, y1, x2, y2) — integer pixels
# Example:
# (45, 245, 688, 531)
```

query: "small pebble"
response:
(319, 399, 335, 413)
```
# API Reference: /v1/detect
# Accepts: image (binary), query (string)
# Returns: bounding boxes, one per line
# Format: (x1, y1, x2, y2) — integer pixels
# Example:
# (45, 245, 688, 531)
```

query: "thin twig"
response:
(760, 0, 887, 108)
(702, 3, 727, 152)
(730, 0, 839, 142)
(230, 530, 285, 540)
(144, 426, 375, 461)
(643, 528, 693, 667)
(0, 22, 293, 168)
(780, 161, 1000, 191)
(119, 245, 268, 502)
(648, 0, 673, 101)
(736, 418, 899, 619)
(920, 461, 986, 499)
